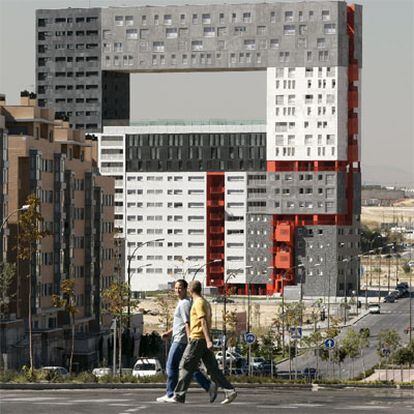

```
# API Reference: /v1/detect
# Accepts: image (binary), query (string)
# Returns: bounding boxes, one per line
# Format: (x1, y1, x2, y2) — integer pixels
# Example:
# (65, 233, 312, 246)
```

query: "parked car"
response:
(92, 367, 112, 378)
(215, 350, 243, 362)
(368, 303, 381, 314)
(132, 358, 163, 377)
(396, 282, 409, 290)
(40, 366, 69, 378)
(212, 296, 235, 304)
(383, 295, 396, 303)
(251, 357, 266, 370)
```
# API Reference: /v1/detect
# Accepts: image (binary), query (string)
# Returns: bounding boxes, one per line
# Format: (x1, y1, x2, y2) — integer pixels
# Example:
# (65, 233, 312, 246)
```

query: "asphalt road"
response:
(277, 294, 414, 380)
(1, 387, 414, 414)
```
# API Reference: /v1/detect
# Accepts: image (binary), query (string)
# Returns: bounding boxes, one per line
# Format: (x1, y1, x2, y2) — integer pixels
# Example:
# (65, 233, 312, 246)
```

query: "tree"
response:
(377, 329, 401, 369)
(102, 281, 137, 375)
(0, 262, 16, 320)
(52, 279, 77, 374)
(393, 340, 414, 366)
(17, 194, 47, 373)
(341, 328, 369, 378)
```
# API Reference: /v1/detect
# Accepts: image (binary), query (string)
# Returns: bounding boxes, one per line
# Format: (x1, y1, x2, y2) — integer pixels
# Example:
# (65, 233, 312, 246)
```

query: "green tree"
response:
(377, 329, 401, 367)
(52, 279, 77, 374)
(17, 194, 47, 373)
(103, 281, 137, 375)
(0, 262, 16, 320)
(393, 340, 414, 366)
(341, 328, 369, 378)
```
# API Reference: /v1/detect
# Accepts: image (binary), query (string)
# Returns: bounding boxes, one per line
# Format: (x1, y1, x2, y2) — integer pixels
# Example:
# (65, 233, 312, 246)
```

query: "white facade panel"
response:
(267, 66, 348, 162)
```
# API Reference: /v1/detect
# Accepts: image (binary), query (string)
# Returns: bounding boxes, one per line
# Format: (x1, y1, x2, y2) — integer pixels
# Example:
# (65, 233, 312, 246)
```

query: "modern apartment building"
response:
(39, 1, 362, 298)
(0, 92, 115, 370)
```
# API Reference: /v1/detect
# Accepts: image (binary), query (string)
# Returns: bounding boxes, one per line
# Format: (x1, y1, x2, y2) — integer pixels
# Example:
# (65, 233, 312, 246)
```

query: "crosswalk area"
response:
(1, 389, 414, 414)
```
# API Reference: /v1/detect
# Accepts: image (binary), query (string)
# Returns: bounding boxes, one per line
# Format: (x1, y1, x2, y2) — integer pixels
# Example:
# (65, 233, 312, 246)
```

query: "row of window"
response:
(38, 16, 98, 26)
(276, 94, 336, 105)
(275, 134, 336, 145)
(127, 133, 265, 147)
(111, 9, 331, 26)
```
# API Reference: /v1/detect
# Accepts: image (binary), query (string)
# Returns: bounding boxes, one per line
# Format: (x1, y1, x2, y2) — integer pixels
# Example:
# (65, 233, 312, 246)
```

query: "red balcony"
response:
(210, 265, 224, 274)
(275, 251, 293, 269)
(348, 117, 359, 135)
(209, 213, 224, 220)
(348, 89, 358, 108)
(210, 186, 224, 194)
(208, 199, 225, 207)
(274, 223, 292, 242)
(348, 142, 359, 162)
(210, 226, 224, 234)
(348, 63, 359, 82)
(210, 240, 224, 247)
(209, 253, 224, 260)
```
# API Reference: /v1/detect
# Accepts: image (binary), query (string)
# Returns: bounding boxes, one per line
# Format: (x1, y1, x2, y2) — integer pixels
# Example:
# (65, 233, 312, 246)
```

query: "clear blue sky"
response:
(0, 0, 412, 186)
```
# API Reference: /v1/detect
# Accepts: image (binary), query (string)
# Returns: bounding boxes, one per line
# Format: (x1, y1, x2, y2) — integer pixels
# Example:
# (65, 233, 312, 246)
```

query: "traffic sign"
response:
(324, 338, 335, 349)
(290, 327, 302, 339)
(244, 332, 257, 345)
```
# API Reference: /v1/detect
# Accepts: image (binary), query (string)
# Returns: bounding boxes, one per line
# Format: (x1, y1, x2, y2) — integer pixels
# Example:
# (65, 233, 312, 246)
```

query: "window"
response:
(284, 11, 294, 22)
(126, 29, 138, 39)
(257, 26, 266, 35)
(115, 16, 124, 26)
(283, 25, 295, 35)
(324, 23, 336, 34)
(153, 41, 165, 52)
(203, 27, 215, 37)
(114, 42, 123, 52)
(270, 39, 279, 49)
(244, 39, 256, 50)
(322, 10, 330, 21)
(317, 38, 326, 49)
(164, 14, 172, 25)
(166, 28, 178, 38)
(279, 51, 290, 62)
(191, 40, 203, 51)
(202, 13, 211, 24)
(243, 12, 252, 23)
(125, 15, 134, 26)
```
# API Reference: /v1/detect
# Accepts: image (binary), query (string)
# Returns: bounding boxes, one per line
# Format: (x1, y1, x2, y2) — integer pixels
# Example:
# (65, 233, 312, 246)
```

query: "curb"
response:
(1, 382, 412, 390)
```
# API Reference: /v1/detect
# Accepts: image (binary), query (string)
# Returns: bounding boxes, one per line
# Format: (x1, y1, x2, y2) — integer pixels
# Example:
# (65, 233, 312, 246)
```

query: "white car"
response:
(215, 351, 243, 362)
(368, 304, 381, 314)
(132, 358, 163, 377)
(92, 367, 112, 378)
(40, 366, 69, 378)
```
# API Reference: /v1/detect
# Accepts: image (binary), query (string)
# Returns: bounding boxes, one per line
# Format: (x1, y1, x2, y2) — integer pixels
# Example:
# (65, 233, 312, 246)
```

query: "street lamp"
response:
(127, 238, 164, 329)
(191, 259, 222, 282)
(222, 265, 252, 374)
(0, 204, 30, 232)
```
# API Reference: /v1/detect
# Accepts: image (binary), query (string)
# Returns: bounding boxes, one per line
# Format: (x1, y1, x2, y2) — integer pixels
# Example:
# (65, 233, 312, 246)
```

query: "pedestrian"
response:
(156, 279, 217, 403)
(168, 280, 237, 404)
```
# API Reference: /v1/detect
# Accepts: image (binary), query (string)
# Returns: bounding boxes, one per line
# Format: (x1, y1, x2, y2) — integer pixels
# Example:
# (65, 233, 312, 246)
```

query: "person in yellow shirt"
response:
(168, 280, 237, 405)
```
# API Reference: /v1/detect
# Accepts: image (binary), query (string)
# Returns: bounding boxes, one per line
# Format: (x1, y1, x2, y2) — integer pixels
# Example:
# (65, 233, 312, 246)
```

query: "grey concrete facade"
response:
(246, 170, 349, 215)
(295, 224, 359, 296)
(35, 2, 362, 132)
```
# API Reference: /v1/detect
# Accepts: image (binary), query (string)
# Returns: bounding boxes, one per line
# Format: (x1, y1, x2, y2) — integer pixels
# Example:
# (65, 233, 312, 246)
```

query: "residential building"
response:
(0, 92, 115, 370)
(38, 1, 362, 299)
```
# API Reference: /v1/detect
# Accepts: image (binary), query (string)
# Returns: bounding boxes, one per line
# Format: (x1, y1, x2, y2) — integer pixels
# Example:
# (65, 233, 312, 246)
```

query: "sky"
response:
(0, 0, 413, 186)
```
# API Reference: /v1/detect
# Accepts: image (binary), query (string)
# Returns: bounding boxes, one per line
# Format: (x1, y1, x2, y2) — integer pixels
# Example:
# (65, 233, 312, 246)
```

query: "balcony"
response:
(210, 240, 224, 247)
(207, 200, 225, 207)
(209, 253, 224, 260)
(275, 251, 293, 269)
(209, 213, 224, 220)
(209, 226, 224, 234)
(209, 265, 224, 274)
(274, 223, 292, 242)
(348, 117, 358, 135)
(210, 186, 224, 194)
(348, 89, 358, 108)
(348, 63, 359, 82)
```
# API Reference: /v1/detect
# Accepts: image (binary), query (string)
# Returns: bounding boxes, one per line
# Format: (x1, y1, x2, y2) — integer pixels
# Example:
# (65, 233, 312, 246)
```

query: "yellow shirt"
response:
(190, 297, 212, 340)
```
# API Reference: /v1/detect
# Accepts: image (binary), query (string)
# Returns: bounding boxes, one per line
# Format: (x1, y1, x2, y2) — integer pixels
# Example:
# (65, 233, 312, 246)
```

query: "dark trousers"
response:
(175, 339, 233, 400)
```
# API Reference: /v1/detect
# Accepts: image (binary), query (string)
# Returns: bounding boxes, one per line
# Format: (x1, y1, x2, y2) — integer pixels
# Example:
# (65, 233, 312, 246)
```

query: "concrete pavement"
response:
(1, 387, 414, 414)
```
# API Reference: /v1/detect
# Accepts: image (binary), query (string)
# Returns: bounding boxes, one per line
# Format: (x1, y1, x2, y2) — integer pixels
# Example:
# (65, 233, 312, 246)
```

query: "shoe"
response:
(164, 395, 185, 404)
(156, 394, 173, 403)
(208, 381, 218, 403)
(221, 389, 237, 405)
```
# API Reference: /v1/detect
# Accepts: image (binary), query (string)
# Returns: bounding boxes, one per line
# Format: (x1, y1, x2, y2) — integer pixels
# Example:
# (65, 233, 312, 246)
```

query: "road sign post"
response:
(244, 332, 256, 376)
(324, 338, 335, 350)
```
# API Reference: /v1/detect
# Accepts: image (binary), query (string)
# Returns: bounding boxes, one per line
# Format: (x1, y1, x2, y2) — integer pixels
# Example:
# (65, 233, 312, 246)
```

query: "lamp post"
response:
(191, 259, 222, 282)
(222, 265, 252, 374)
(127, 238, 164, 329)
(0, 204, 30, 232)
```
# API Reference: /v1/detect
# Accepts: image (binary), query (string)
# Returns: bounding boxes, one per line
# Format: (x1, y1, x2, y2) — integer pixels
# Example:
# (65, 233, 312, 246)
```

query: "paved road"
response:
(277, 294, 413, 380)
(1, 387, 413, 414)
